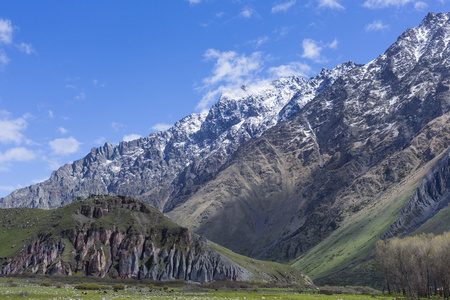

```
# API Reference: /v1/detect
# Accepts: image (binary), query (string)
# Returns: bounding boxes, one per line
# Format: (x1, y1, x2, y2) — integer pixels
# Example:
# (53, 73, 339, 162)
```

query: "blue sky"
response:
(0, 0, 448, 197)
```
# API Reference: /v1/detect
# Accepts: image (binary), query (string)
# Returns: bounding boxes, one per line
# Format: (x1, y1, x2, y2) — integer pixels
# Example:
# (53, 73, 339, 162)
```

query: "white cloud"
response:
(151, 123, 172, 132)
(0, 147, 36, 171)
(49, 137, 82, 155)
(268, 62, 312, 78)
(187, 0, 201, 4)
(0, 147, 36, 162)
(365, 20, 390, 31)
(197, 49, 264, 110)
(318, 0, 344, 9)
(0, 50, 9, 67)
(202, 49, 263, 86)
(328, 38, 338, 49)
(249, 36, 269, 48)
(414, 1, 427, 10)
(123, 134, 142, 142)
(0, 114, 28, 144)
(301, 39, 324, 62)
(16, 42, 35, 55)
(239, 7, 257, 18)
(93, 79, 98, 85)
(271, 0, 296, 13)
(363, 0, 413, 8)
(58, 127, 68, 134)
(0, 19, 13, 45)
(48, 110, 54, 119)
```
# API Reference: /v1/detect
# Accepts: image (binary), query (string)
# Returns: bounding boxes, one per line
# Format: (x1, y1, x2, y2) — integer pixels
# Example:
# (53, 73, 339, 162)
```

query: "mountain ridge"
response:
(0, 62, 357, 210)
(1, 11, 450, 286)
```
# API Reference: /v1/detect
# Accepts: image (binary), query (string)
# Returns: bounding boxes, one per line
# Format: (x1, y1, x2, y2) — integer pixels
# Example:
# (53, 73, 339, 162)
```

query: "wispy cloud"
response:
(0, 50, 9, 67)
(58, 127, 68, 134)
(0, 147, 36, 163)
(239, 7, 257, 18)
(414, 1, 427, 10)
(328, 38, 338, 49)
(365, 20, 390, 31)
(0, 112, 29, 145)
(151, 123, 172, 132)
(16, 42, 36, 55)
(268, 62, 312, 78)
(187, 0, 201, 5)
(271, 0, 296, 13)
(0, 18, 35, 67)
(301, 39, 324, 62)
(197, 49, 264, 111)
(49, 137, 82, 155)
(48, 110, 54, 119)
(248, 36, 269, 48)
(0, 147, 36, 171)
(363, 0, 413, 9)
(317, 0, 344, 10)
(301, 38, 338, 62)
(123, 134, 142, 142)
(0, 19, 13, 45)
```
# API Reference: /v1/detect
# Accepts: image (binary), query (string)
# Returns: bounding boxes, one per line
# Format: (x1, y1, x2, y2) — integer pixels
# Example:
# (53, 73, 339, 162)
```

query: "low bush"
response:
(74, 283, 105, 290)
(112, 284, 125, 291)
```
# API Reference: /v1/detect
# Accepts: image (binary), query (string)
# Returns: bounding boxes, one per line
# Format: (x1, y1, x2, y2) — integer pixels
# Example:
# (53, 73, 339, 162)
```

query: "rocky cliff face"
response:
(384, 148, 450, 238)
(0, 195, 309, 284)
(1, 230, 247, 282)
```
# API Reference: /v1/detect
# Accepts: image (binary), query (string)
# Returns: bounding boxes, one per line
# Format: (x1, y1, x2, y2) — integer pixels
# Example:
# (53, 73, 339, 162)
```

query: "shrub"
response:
(113, 284, 125, 291)
(41, 281, 52, 287)
(74, 283, 104, 290)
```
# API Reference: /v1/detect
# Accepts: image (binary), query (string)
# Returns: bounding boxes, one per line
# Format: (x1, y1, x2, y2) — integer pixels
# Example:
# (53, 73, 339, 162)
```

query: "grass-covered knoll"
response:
(0, 195, 185, 257)
(0, 207, 52, 258)
(209, 240, 312, 286)
(412, 204, 450, 236)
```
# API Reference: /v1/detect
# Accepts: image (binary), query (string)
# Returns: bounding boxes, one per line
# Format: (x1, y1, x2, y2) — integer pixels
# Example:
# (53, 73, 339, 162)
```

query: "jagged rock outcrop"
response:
(384, 148, 450, 237)
(0, 195, 310, 285)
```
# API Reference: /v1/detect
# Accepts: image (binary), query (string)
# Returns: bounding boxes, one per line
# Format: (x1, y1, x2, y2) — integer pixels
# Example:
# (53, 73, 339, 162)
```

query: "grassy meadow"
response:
(0, 276, 388, 300)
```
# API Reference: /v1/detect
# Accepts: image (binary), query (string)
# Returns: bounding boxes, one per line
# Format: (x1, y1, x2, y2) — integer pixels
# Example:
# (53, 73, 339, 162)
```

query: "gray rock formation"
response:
(384, 148, 450, 237)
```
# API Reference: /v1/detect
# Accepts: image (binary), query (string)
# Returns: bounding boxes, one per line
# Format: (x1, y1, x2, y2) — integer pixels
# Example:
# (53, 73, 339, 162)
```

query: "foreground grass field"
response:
(0, 277, 393, 300)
